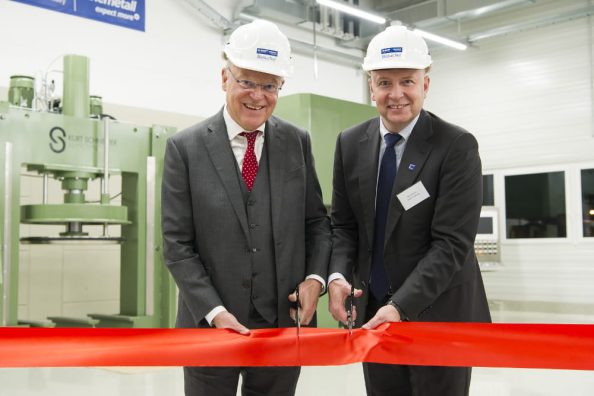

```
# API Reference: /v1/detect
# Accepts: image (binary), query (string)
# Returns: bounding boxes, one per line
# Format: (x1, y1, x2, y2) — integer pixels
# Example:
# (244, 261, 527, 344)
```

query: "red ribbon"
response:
(1, 323, 593, 369)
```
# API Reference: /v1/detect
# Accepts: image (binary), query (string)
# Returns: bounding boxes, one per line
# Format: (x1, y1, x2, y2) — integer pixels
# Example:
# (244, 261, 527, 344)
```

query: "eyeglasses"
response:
(226, 67, 283, 94)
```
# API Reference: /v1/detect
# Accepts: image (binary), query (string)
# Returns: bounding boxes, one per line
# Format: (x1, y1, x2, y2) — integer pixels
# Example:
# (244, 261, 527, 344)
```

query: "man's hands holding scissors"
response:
(288, 278, 322, 326)
(328, 278, 363, 327)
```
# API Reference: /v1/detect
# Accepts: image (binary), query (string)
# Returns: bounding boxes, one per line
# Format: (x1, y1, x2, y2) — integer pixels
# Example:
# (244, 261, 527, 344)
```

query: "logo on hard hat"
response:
(381, 47, 403, 59)
(256, 48, 278, 61)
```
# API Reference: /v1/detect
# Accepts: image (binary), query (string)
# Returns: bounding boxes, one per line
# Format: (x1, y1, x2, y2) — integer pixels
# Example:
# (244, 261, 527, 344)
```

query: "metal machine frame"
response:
(0, 55, 176, 327)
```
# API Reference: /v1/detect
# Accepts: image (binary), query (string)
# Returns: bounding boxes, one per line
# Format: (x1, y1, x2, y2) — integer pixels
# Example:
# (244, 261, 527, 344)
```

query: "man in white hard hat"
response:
(162, 19, 331, 395)
(328, 25, 491, 395)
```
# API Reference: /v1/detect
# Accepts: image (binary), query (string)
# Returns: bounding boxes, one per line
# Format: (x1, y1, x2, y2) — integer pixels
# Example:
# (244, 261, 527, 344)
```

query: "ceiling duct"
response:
(467, 4, 594, 43)
(378, 0, 537, 28)
(241, 0, 310, 24)
(383, 1, 441, 26)
(181, 0, 366, 67)
(182, 0, 235, 30)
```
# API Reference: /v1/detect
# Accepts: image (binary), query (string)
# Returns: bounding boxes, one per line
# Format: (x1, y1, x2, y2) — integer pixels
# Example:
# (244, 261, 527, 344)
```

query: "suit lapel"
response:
(384, 110, 433, 245)
(203, 110, 250, 239)
(358, 118, 381, 248)
(265, 118, 287, 240)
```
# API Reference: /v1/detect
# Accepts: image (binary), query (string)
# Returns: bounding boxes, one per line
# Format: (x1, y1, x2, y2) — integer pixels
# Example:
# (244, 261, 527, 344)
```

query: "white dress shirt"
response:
(224, 106, 266, 167)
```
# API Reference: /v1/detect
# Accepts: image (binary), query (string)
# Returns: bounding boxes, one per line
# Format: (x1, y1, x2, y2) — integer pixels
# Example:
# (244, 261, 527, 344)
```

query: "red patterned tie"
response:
(240, 131, 259, 191)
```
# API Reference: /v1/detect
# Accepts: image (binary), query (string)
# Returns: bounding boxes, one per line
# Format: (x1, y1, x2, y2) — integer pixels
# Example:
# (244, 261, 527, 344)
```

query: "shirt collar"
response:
(379, 113, 420, 142)
(223, 106, 266, 141)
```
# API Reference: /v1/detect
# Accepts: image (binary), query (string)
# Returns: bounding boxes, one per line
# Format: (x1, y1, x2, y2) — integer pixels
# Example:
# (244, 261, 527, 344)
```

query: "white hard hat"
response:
(224, 19, 293, 78)
(363, 25, 432, 71)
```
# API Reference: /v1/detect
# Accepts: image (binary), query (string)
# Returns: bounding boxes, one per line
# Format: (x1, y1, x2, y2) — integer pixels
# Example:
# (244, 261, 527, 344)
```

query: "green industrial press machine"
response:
(0, 55, 177, 328)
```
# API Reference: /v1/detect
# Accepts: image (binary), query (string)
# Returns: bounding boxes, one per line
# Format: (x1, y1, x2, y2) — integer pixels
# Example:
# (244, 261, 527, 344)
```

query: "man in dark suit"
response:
(328, 25, 491, 395)
(162, 19, 331, 396)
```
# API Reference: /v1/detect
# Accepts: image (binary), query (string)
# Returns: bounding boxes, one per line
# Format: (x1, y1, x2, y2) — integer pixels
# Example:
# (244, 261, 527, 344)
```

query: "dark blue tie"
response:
(370, 132, 402, 301)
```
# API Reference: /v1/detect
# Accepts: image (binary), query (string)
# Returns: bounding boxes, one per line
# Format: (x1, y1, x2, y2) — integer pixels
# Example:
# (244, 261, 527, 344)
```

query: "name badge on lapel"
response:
(397, 181, 430, 210)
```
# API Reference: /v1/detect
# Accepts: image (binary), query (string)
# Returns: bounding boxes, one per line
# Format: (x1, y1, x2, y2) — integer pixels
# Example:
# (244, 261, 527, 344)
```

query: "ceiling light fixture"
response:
(450, 0, 535, 19)
(413, 28, 468, 51)
(316, 0, 386, 25)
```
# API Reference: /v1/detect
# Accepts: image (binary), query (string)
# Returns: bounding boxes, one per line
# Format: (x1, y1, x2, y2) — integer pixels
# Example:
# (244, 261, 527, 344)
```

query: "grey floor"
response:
(1, 310, 593, 396)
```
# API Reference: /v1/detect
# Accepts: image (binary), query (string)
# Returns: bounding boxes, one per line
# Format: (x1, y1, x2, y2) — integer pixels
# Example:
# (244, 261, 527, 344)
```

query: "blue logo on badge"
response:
(257, 48, 278, 57)
(381, 47, 403, 59)
(381, 47, 403, 54)
(408, 163, 416, 171)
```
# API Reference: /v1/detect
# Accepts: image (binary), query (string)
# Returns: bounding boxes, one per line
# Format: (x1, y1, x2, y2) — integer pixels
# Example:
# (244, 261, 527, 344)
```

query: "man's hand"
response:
(212, 311, 250, 335)
(328, 278, 363, 325)
(288, 278, 322, 325)
(362, 304, 401, 330)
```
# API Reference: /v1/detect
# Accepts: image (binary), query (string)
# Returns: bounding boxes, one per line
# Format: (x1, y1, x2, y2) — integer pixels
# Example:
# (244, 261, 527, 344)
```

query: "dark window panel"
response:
(581, 169, 594, 237)
(483, 174, 494, 206)
(505, 172, 566, 239)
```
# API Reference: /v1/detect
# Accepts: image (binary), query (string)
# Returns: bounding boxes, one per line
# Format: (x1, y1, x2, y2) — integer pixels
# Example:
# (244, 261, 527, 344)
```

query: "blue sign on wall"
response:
(12, 0, 145, 32)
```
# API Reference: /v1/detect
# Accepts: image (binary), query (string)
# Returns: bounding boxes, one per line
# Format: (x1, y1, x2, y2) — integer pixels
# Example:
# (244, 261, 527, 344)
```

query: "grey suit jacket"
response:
(162, 109, 331, 328)
(330, 109, 490, 324)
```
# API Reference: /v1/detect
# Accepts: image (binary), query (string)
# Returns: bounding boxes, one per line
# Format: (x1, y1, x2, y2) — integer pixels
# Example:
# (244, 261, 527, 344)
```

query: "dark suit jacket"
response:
(162, 109, 331, 328)
(330, 110, 490, 324)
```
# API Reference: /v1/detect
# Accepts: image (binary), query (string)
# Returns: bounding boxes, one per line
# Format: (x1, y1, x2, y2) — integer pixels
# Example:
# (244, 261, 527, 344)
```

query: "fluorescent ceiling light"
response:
(413, 28, 468, 51)
(450, 0, 533, 19)
(316, 0, 386, 25)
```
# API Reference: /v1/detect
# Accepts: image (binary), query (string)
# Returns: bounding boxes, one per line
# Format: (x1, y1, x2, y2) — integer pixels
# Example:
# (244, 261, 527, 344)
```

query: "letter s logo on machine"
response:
(49, 127, 66, 153)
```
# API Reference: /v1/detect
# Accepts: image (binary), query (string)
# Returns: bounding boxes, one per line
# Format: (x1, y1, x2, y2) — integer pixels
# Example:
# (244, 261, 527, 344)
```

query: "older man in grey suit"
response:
(161, 20, 331, 396)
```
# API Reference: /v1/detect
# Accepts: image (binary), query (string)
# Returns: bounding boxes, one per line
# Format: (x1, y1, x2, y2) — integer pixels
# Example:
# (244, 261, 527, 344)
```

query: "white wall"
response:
(426, 19, 593, 170)
(425, 10, 594, 309)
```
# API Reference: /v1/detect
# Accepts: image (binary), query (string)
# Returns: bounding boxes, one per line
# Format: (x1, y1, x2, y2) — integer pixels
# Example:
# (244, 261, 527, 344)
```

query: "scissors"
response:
(346, 284, 355, 335)
(293, 286, 301, 337)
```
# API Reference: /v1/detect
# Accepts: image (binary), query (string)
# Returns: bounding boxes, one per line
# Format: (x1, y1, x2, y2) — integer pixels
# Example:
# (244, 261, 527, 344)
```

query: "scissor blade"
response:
(347, 285, 354, 335)
(295, 287, 301, 337)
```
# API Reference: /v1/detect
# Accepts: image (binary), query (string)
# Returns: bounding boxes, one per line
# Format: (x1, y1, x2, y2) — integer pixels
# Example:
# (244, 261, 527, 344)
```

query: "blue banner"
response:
(12, 0, 145, 32)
